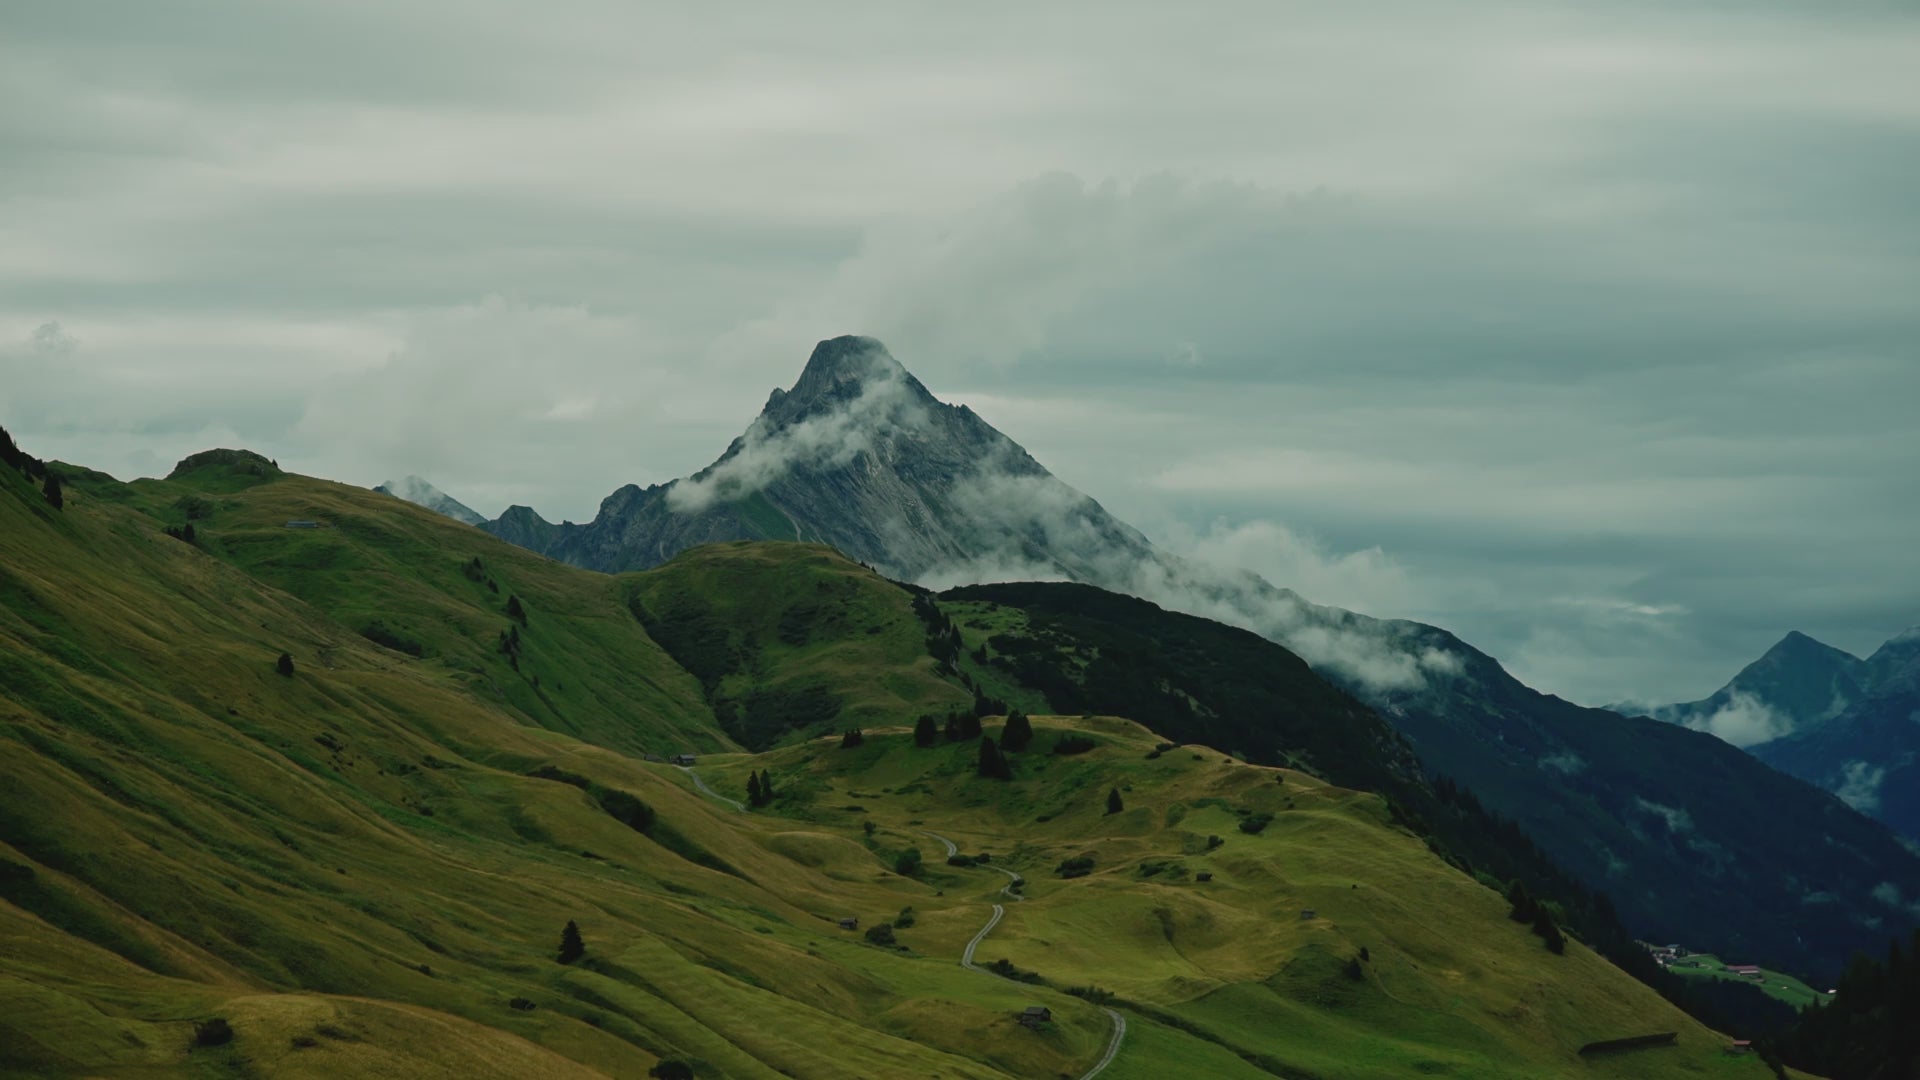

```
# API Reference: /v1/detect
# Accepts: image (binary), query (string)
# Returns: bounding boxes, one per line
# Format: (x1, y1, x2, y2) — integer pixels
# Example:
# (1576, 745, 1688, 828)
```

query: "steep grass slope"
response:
(0, 451, 1790, 1078)
(624, 542, 971, 748)
(0, 460, 1089, 1077)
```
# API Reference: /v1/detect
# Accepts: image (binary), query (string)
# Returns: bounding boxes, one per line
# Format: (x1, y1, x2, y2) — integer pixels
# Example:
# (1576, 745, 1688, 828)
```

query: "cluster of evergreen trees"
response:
(745, 769, 777, 807)
(1504, 881, 1566, 954)
(913, 593, 964, 665)
(1778, 929, 1920, 1079)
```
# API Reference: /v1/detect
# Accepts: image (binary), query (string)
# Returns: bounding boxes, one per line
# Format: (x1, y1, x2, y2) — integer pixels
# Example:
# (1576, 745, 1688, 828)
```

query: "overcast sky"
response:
(4, 0, 1917, 706)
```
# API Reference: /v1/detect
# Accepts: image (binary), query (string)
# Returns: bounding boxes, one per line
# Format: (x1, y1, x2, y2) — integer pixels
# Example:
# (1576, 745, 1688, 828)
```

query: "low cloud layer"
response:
(912, 460, 1463, 697)
(1837, 761, 1889, 814)
(1683, 691, 1795, 748)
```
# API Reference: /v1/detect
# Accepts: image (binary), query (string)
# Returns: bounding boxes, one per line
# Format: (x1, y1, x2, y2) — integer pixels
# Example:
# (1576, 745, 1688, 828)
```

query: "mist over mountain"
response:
(1622, 631, 1872, 748)
(478, 334, 1920, 980)
(1636, 623, 1920, 843)
(373, 474, 486, 526)
(1754, 648, 1920, 843)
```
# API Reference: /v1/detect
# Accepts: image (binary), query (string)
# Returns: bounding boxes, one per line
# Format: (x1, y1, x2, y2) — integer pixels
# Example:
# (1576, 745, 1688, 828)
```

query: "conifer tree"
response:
(42, 474, 63, 509)
(1001, 710, 1033, 752)
(1532, 908, 1565, 954)
(977, 736, 1011, 780)
(1506, 881, 1536, 923)
(557, 919, 585, 964)
(276, 652, 295, 677)
(914, 714, 938, 747)
(759, 769, 773, 800)
(746, 772, 763, 808)
(1106, 787, 1124, 815)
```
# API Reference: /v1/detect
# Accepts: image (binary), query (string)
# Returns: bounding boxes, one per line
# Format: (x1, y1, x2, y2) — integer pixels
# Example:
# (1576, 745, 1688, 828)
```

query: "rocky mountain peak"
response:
(769, 336, 926, 425)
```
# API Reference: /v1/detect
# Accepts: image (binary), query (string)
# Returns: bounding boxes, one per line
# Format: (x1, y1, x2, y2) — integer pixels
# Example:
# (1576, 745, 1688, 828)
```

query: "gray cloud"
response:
(3, 0, 1916, 704)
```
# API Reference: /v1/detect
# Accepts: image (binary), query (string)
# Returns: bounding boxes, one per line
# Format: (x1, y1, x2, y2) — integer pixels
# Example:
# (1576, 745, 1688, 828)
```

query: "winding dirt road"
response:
(676, 765, 745, 812)
(927, 832, 1124, 1078)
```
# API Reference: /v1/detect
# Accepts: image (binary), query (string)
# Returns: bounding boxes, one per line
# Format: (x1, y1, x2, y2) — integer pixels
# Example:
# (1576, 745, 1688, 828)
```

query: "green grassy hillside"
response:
(624, 542, 971, 748)
(0, 450, 1798, 1078)
(691, 717, 1789, 1079)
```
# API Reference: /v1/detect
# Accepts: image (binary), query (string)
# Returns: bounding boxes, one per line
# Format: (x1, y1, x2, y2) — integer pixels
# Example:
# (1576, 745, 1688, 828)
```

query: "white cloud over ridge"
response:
(1837, 761, 1888, 814)
(1681, 691, 1793, 748)
(666, 359, 927, 513)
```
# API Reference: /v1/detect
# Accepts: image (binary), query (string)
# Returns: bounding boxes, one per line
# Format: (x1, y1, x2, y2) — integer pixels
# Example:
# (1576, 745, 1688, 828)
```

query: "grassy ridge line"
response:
(112, 465, 731, 758)
(623, 541, 973, 749)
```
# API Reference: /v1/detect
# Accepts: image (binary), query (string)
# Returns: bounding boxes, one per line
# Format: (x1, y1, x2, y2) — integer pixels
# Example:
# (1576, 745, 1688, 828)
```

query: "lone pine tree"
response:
(557, 919, 585, 964)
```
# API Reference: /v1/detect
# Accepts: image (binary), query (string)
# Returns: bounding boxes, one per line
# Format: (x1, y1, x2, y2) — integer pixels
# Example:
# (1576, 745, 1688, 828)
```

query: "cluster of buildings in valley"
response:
(1642, 941, 1763, 977)
(1639, 941, 1839, 997)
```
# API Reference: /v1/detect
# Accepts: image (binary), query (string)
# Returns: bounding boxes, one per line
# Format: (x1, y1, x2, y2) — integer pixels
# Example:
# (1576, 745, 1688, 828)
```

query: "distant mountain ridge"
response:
(1623, 630, 1872, 747)
(1626, 624, 1920, 841)
(468, 334, 1920, 981)
(1753, 648, 1920, 842)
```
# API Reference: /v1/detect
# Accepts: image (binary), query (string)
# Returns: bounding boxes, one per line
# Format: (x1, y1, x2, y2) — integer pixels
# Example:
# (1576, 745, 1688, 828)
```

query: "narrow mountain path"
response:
(929, 832, 1121, 1078)
(960, 902, 1005, 972)
(676, 765, 745, 812)
(1081, 1009, 1126, 1080)
(924, 830, 1024, 900)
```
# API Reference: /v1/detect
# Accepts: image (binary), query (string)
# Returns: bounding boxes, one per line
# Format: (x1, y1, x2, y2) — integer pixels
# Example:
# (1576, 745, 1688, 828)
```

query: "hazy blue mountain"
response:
(1625, 631, 1870, 748)
(1865, 626, 1920, 690)
(482, 334, 1920, 980)
(373, 474, 485, 526)
(1753, 633, 1920, 842)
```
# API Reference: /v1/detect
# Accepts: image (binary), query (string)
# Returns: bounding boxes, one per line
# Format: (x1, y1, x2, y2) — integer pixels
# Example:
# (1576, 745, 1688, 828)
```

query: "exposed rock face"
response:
(374, 475, 486, 526)
(494, 335, 1155, 581)
(483, 504, 562, 552)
